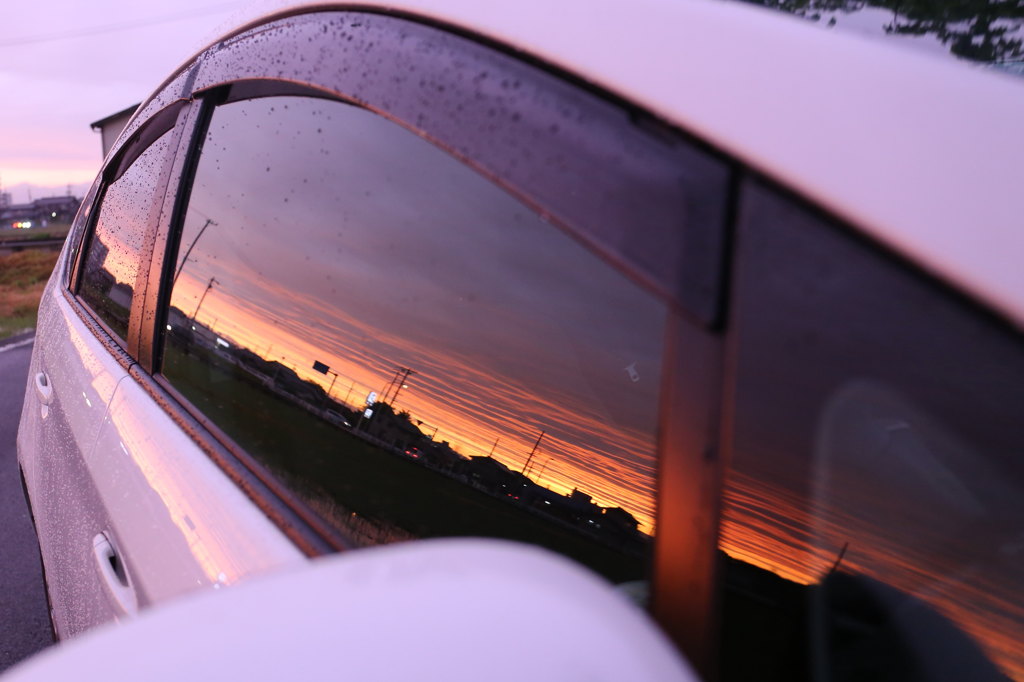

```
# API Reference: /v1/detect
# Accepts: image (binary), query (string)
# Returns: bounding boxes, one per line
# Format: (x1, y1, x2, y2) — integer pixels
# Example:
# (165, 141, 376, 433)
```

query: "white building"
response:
(89, 104, 139, 158)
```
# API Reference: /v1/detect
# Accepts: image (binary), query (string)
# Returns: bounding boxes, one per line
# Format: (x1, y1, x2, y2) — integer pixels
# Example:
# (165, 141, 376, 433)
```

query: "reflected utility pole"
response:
(173, 218, 218, 286)
(191, 276, 219, 321)
(537, 457, 552, 483)
(381, 367, 416, 409)
(522, 430, 545, 476)
(317, 369, 338, 409)
(380, 368, 401, 403)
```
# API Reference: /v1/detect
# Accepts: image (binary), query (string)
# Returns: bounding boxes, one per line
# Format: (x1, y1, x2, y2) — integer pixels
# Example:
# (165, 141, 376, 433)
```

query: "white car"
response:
(16, 0, 1024, 679)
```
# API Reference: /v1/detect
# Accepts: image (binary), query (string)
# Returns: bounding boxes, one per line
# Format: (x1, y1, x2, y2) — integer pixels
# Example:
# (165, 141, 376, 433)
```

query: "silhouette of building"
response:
(0, 196, 80, 226)
(90, 104, 139, 158)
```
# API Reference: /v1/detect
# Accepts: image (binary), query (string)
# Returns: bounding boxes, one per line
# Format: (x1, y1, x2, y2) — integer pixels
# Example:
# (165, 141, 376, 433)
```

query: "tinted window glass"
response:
(720, 181, 1024, 680)
(79, 130, 173, 339)
(161, 95, 671, 584)
(187, 11, 731, 320)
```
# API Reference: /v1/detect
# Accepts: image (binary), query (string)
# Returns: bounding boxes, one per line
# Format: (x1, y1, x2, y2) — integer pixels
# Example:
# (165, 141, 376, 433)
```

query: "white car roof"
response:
(157, 0, 1024, 329)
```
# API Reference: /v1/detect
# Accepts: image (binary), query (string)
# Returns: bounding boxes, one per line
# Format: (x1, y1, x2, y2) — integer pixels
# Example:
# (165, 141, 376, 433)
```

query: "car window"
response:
(64, 176, 102, 286)
(159, 94, 670, 586)
(718, 180, 1024, 680)
(78, 129, 174, 340)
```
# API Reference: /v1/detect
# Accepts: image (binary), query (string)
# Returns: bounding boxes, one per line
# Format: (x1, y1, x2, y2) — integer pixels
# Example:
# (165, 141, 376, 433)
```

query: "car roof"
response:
(145, 0, 1024, 329)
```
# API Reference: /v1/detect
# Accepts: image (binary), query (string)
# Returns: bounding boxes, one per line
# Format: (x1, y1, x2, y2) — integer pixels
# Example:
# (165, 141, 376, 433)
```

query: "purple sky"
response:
(1, 0, 1013, 206)
(0, 1, 249, 203)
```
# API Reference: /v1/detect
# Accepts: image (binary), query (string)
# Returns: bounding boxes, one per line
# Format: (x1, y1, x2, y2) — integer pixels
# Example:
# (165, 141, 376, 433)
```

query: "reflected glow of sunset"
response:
(172, 268, 659, 533)
(65, 307, 122, 403)
(161, 92, 668, 537)
(110, 400, 240, 587)
(720, 472, 833, 584)
(722, 470, 1024, 680)
(94, 228, 138, 287)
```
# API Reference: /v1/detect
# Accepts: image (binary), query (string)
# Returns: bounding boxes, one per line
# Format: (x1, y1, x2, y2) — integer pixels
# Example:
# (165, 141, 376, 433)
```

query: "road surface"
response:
(0, 332, 56, 672)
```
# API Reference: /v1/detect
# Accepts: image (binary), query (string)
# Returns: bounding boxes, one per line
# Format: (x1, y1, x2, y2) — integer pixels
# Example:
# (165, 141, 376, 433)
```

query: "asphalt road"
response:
(0, 333, 56, 672)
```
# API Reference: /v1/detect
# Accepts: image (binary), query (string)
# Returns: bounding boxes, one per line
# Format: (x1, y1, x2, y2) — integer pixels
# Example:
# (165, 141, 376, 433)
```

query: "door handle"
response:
(34, 372, 53, 405)
(92, 532, 138, 616)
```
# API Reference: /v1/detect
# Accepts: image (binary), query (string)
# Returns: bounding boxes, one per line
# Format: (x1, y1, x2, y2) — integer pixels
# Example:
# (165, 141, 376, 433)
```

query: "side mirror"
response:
(6, 539, 699, 682)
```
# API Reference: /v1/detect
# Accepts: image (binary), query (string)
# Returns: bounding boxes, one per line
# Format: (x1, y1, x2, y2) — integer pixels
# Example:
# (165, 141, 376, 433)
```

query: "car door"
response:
(110, 7, 732, 657)
(18, 111, 182, 638)
(27, 8, 736, 656)
(45, 97, 306, 637)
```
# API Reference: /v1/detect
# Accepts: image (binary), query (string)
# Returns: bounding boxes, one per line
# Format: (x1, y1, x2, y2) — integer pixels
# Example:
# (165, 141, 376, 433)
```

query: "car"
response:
(4, 540, 700, 682)
(16, 0, 1023, 679)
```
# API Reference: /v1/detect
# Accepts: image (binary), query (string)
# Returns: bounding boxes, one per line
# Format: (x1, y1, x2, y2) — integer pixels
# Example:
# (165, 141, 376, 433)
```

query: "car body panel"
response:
(13, 1, 1023, 677)
(87, 376, 305, 609)
(142, 0, 1024, 330)
(20, 262, 305, 638)
(18, 281, 133, 637)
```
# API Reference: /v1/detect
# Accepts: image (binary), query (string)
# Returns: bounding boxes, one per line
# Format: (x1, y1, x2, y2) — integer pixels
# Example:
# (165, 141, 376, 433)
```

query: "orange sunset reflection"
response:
(171, 265, 659, 534)
(154, 91, 672, 587)
(722, 468, 1024, 680)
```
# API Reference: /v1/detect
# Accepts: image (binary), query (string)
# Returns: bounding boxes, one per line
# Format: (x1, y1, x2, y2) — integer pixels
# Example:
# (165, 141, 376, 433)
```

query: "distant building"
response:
(458, 455, 520, 490)
(601, 506, 639, 531)
(0, 196, 81, 227)
(90, 104, 139, 158)
(30, 196, 80, 222)
(363, 403, 426, 452)
(419, 440, 465, 469)
(567, 488, 594, 512)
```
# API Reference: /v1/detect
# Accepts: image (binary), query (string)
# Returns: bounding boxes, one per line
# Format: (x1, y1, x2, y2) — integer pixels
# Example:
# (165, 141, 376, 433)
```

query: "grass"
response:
(0, 250, 59, 340)
(163, 342, 647, 582)
(0, 223, 72, 243)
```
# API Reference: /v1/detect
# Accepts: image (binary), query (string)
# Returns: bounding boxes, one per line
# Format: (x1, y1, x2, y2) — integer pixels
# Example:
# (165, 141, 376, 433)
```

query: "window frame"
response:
(70, 99, 190, 360)
(122, 9, 735, 675)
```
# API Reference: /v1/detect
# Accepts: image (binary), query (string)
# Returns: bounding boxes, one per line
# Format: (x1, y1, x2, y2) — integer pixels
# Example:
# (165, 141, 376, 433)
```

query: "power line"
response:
(0, 2, 245, 49)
